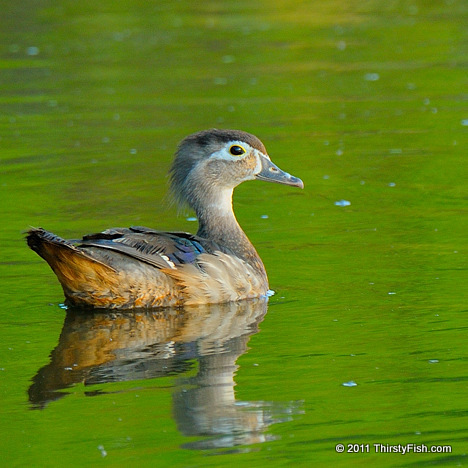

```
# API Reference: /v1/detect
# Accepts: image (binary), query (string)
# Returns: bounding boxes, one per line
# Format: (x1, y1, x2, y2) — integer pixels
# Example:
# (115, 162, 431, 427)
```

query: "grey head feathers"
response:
(169, 129, 266, 208)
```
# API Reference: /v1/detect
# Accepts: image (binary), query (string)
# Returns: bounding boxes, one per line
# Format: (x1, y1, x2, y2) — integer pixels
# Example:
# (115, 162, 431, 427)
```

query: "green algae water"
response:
(1, 0, 466, 466)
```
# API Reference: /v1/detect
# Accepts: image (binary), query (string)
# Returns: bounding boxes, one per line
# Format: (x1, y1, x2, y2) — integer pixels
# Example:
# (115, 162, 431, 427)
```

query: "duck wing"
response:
(79, 226, 214, 270)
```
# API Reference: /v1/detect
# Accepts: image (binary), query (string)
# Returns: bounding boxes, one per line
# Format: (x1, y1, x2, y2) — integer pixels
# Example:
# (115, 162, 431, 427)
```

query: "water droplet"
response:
(461, 119, 468, 126)
(97, 445, 107, 457)
(260, 214, 269, 219)
(388, 182, 396, 187)
(428, 359, 439, 364)
(26, 46, 39, 56)
(130, 148, 137, 154)
(336, 40, 346, 50)
(342, 381, 357, 387)
(364, 73, 379, 81)
(334, 200, 351, 207)
(186, 217, 197, 222)
(222, 55, 235, 63)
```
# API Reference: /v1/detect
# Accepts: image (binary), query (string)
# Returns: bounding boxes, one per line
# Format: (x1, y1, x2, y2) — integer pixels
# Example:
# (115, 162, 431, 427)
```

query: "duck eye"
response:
(229, 145, 246, 156)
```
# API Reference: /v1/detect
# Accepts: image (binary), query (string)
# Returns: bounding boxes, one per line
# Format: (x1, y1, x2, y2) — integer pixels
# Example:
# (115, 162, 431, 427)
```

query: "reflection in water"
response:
(29, 298, 301, 449)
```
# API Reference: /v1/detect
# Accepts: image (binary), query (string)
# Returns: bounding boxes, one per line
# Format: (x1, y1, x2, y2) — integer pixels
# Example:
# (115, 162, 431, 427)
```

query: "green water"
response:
(1, 0, 466, 466)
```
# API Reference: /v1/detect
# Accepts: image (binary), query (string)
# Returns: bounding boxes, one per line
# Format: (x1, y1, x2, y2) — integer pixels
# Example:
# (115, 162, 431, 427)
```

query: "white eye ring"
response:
(229, 145, 246, 156)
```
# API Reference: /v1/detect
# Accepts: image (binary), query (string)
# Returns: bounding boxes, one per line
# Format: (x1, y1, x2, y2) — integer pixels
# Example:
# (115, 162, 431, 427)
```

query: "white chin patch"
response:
(253, 150, 268, 176)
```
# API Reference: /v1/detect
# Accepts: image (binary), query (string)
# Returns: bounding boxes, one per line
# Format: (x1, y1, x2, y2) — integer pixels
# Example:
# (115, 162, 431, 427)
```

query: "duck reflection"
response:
(29, 297, 301, 449)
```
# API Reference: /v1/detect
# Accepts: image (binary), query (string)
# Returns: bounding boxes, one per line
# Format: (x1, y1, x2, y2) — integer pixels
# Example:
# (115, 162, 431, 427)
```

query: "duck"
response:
(27, 129, 303, 309)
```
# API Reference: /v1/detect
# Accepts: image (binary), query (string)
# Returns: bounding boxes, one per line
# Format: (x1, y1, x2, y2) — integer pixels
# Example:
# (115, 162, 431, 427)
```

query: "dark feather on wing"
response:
(79, 226, 213, 269)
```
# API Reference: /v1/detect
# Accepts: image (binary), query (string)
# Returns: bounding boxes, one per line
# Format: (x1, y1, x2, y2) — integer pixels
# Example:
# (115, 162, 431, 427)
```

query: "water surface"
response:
(1, 0, 466, 466)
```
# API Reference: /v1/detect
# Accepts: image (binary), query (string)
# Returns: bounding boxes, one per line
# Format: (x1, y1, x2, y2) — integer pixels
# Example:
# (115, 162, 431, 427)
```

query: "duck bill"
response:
(255, 155, 304, 189)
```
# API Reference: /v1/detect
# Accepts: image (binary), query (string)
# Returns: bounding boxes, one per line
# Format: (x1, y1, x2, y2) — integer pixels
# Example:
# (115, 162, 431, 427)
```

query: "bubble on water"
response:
(214, 77, 227, 85)
(26, 46, 39, 56)
(334, 200, 351, 207)
(222, 55, 235, 63)
(342, 381, 357, 387)
(364, 73, 379, 81)
(336, 40, 346, 50)
(97, 445, 107, 457)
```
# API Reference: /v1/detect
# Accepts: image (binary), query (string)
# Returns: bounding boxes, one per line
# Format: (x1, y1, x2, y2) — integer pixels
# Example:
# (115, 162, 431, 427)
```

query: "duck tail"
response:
(26, 228, 118, 306)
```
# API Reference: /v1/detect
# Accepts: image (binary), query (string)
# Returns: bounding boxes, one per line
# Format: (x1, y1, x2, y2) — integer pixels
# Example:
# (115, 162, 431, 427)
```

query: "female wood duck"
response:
(27, 129, 303, 309)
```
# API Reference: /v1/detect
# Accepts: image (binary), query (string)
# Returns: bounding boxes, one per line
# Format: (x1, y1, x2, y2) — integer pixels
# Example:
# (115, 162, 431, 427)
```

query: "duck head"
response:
(170, 129, 303, 210)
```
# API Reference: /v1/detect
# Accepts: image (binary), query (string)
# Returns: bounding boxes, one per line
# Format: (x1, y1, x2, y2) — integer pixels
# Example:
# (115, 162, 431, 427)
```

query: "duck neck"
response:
(193, 188, 266, 275)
